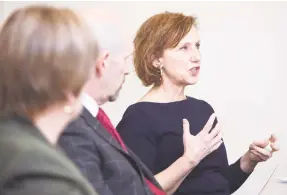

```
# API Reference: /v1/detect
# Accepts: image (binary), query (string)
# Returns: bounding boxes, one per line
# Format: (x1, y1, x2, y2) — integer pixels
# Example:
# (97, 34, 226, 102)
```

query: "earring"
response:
(64, 106, 73, 114)
(158, 66, 163, 81)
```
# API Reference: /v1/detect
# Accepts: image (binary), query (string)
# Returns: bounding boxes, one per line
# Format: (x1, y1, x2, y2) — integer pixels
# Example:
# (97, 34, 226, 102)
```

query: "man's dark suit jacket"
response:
(0, 117, 97, 195)
(58, 108, 162, 195)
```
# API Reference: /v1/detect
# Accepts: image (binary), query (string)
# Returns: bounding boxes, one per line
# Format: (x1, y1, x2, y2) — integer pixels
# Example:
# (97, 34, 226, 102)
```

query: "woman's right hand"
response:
(182, 113, 223, 167)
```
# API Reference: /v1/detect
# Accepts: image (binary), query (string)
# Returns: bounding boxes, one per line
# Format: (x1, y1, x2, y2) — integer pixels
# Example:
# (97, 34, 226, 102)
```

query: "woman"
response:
(0, 6, 98, 195)
(117, 12, 279, 195)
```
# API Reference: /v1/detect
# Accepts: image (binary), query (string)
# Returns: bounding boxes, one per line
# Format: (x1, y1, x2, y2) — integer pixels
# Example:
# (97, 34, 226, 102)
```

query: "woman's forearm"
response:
(240, 152, 258, 173)
(164, 173, 189, 195)
(154, 156, 196, 195)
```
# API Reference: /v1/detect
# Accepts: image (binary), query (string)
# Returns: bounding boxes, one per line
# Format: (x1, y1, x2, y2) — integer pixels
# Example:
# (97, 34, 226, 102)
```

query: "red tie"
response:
(96, 108, 127, 152)
(96, 107, 166, 195)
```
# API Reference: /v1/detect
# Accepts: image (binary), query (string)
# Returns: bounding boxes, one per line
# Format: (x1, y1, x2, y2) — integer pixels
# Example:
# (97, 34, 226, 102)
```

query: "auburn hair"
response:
(133, 12, 197, 86)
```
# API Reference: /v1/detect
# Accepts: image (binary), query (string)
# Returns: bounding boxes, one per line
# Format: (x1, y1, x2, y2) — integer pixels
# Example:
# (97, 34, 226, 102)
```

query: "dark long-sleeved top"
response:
(117, 97, 250, 195)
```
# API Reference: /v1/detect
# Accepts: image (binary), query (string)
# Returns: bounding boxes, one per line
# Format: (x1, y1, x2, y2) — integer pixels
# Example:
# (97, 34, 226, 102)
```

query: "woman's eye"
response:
(180, 45, 188, 50)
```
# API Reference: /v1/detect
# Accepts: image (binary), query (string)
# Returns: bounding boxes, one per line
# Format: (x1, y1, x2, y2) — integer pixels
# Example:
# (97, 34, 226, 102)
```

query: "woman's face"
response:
(158, 26, 201, 87)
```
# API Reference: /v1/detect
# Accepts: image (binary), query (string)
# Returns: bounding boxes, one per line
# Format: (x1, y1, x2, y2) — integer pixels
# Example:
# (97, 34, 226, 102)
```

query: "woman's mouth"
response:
(189, 66, 200, 76)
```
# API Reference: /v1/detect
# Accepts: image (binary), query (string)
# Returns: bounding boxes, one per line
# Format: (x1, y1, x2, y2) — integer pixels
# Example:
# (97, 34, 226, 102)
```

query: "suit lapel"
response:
(127, 148, 163, 190)
(81, 108, 127, 154)
(81, 108, 163, 191)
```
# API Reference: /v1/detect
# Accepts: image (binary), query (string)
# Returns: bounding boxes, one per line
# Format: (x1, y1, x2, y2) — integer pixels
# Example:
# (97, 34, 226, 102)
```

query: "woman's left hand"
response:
(240, 134, 280, 173)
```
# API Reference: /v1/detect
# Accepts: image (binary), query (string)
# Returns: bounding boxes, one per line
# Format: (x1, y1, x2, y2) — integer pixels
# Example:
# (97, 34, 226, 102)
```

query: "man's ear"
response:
(95, 50, 110, 77)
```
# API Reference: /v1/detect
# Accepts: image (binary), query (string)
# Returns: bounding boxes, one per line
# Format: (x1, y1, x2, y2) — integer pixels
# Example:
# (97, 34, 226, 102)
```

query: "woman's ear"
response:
(63, 92, 78, 115)
(151, 55, 162, 68)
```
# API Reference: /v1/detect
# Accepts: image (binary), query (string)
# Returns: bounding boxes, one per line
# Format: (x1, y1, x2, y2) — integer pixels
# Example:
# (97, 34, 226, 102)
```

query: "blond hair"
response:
(0, 6, 99, 118)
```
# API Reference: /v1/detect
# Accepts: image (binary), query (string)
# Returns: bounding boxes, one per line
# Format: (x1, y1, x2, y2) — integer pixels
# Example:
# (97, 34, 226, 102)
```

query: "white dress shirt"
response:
(81, 93, 99, 117)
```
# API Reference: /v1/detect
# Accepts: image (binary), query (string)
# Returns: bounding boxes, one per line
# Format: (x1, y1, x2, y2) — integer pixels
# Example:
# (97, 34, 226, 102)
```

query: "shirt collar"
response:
(81, 93, 99, 117)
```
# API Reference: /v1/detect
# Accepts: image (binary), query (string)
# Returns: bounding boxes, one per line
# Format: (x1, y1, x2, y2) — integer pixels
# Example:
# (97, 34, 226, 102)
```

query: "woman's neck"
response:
(141, 82, 186, 103)
(33, 109, 70, 145)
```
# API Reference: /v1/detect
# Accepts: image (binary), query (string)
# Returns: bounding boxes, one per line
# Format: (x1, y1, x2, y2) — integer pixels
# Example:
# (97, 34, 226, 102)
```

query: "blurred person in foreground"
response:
(0, 5, 99, 195)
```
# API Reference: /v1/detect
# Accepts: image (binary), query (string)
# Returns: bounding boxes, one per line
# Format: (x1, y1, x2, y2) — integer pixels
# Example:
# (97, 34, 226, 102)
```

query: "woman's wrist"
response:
(180, 155, 198, 170)
(240, 152, 258, 173)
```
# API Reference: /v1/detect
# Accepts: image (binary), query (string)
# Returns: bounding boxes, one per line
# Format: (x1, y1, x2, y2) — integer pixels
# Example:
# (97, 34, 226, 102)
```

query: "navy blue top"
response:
(117, 96, 250, 195)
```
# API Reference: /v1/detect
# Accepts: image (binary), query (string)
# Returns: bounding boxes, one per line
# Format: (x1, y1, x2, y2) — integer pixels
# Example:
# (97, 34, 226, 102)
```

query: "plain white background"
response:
(1, 1, 287, 194)
(0, 1, 3, 21)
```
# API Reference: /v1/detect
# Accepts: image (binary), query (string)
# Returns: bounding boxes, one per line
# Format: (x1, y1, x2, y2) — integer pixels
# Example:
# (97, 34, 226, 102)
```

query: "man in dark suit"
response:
(58, 10, 164, 195)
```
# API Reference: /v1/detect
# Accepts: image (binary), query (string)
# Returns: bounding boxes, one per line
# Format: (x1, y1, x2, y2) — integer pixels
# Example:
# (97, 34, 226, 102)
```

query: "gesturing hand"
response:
(182, 113, 223, 166)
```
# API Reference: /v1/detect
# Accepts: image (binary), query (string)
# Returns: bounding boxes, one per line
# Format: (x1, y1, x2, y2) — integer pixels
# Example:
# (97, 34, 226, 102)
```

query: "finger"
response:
(250, 150, 270, 161)
(269, 134, 277, 143)
(208, 123, 221, 139)
(251, 144, 272, 158)
(182, 119, 191, 137)
(210, 140, 223, 153)
(264, 141, 273, 152)
(251, 150, 271, 161)
(271, 142, 280, 152)
(253, 139, 269, 148)
(201, 113, 216, 135)
(210, 131, 223, 148)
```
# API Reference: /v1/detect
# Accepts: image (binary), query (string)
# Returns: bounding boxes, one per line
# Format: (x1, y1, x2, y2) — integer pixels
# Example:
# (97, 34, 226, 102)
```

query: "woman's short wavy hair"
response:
(133, 12, 197, 87)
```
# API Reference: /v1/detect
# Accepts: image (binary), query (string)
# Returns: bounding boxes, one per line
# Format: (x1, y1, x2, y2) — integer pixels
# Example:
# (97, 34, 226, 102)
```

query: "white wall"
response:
(0, 1, 4, 22)
(2, 2, 287, 194)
